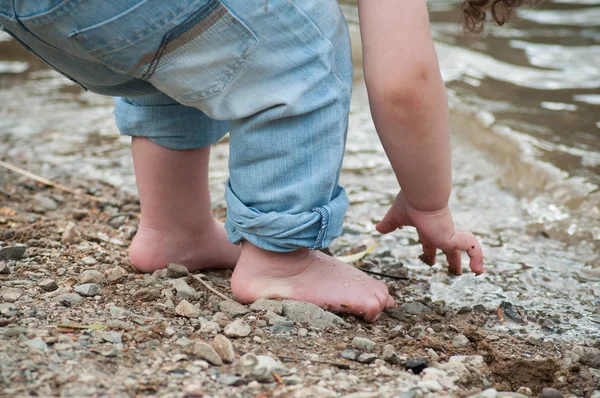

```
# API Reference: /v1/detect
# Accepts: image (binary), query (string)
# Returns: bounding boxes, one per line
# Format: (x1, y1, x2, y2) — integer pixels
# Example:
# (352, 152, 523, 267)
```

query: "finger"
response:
(443, 249, 462, 275)
(376, 205, 411, 234)
(448, 229, 484, 275)
(418, 237, 437, 266)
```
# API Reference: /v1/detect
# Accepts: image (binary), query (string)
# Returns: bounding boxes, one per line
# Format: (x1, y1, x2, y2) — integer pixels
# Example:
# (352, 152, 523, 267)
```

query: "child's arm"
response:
(357, 0, 483, 274)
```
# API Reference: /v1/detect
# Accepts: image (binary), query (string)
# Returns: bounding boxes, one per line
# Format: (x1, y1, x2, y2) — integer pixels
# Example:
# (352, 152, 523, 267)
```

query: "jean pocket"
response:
(69, 0, 257, 102)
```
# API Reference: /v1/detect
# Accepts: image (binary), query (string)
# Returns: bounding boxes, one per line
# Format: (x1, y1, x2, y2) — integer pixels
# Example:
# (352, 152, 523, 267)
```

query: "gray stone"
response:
(408, 325, 427, 339)
(61, 222, 79, 244)
(352, 336, 376, 351)
(217, 374, 245, 386)
(101, 331, 122, 344)
(280, 300, 345, 329)
(38, 279, 58, 292)
(400, 302, 428, 315)
(224, 319, 251, 338)
(340, 349, 359, 361)
(81, 256, 98, 266)
(187, 342, 223, 365)
(80, 270, 106, 284)
(200, 321, 221, 334)
(175, 300, 201, 318)
(167, 263, 189, 278)
(249, 298, 284, 315)
(357, 353, 378, 364)
(497, 393, 527, 398)
(539, 388, 563, 398)
(24, 337, 47, 351)
(105, 266, 128, 283)
(298, 328, 308, 337)
(172, 279, 195, 299)
(219, 300, 251, 318)
(282, 375, 302, 385)
(1, 288, 22, 302)
(468, 389, 498, 398)
(525, 333, 543, 346)
(234, 353, 289, 382)
(452, 334, 470, 348)
(571, 345, 600, 368)
(405, 358, 428, 375)
(589, 391, 600, 398)
(382, 344, 402, 365)
(0, 261, 9, 274)
(54, 293, 84, 305)
(516, 387, 532, 397)
(153, 269, 168, 279)
(74, 283, 100, 297)
(265, 310, 294, 327)
(109, 306, 132, 318)
(33, 193, 58, 210)
(388, 325, 405, 339)
(212, 334, 235, 364)
(0, 303, 18, 317)
(0, 245, 27, 261)
(2, 326, 25, 337)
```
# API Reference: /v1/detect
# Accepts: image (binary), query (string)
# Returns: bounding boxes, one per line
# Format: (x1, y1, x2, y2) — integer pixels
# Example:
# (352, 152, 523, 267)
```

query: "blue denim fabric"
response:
(0, 0, 353, 252)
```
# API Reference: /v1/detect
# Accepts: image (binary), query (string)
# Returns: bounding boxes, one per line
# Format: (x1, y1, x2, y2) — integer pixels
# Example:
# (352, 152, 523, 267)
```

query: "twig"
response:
(0, 159, 108, 203)
(361, 268, 409, 280)
(192, 274, 235, 302)
(277, 355, 352, 369)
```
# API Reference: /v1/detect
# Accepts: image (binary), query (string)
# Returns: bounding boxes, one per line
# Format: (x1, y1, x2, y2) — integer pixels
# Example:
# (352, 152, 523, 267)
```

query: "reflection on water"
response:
(1, 0, 599, 339)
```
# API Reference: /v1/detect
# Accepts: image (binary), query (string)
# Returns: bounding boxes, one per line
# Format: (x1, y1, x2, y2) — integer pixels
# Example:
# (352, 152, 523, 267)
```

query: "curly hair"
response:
(461, 0, 542, 33)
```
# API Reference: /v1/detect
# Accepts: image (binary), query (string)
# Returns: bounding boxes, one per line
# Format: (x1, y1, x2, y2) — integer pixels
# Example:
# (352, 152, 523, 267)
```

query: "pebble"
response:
(388, 325, 405, 339)
(516, 387, 532, 396)
(0, 261, 9, 274)
(61, 222, 79, 244)
(405, 358, 428, 375)
(105, 266, 128, 283)
(24, 337, 48, 351)
(540, 388, 564, 398)
(172, 279, 195, 299)
(80, 270, 106, 284)
(109, 306, 132, 318)
(590, 391, 600, 398)
(81, 256, 98, 266)
(38, 279, 58, 292)
(200, 321, 221, 334)
(571, 345, 600, 367)
(340, 349, 359, 361)
(224, 319, 252, 338)
(153, 269, 168, 279)
(280, 300, 345, 329)
(0, 245, 27, 261)
(265, 310, 294, 327)
(526, 333, 543, 346)
(249, 298, 284, 315)
(298, 328, 308, 337)
(352, 336, 376, 351)
(218, 300, 251, 318)
(217, 374, 244, 386)
(187, 342, 223, 366)
(382, 344, 402, 365)
(33, 193, 58, 210)
(3, 326, 25, 337)
(497, 393, 528, 398)
(175, 300, 201, 318)
(212, 334, 235, 363)
(166, 263, 189, 278)
(452, 334, 470, 348)
(234, 353, 289, 382)
(212, 312, 230, 328)
(101, 331, 123, 344)
(419, 379, 443, 392)
(133, 288, 159, 301)
(0, 302, 18, 316)
(74, 283, 100, 297)
(54, 293, 83, 305)
(400, 302, 428, 315)
(469, 389, 498, 398)
(357, 353, 378, 364)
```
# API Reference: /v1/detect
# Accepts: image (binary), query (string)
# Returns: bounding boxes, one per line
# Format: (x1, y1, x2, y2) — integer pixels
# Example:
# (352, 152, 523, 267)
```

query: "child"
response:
(0, 0, 494, 321)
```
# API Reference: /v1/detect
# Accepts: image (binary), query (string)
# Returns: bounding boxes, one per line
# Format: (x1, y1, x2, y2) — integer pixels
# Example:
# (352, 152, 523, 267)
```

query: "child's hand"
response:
(377, 192, 484, 275)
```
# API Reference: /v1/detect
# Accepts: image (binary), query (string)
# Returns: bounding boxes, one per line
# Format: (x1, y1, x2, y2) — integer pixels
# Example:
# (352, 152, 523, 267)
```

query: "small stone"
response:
(249, 298, 284, 315)
(234, 353, 289, 382)
(419, 380, 443, 392)
(540, 388, 564, 398)
(187, 342, 223, 366)
(33, 193, 58, 210)
(133, 288, 159, 301)
(224, 319, 251, 338)
(405, 358, 428, 375)
(388, 325, 405, 339)
(0, 303, 18, 317)
(101, 331, 122, 344)
(340, 349, 359, 361)
(497, 393, 527, 398)
(72, 209, 88, 220)
(525, 333, 543, 346)
(61, 222, 79, 244)
(357, 353, 378, 364)
(219, 300, 251, 318)
(105, 266, 128, 283)
(212, 334, 235, 363)
(382, 344, 402, 365)
(38, 279, 58, 292)
(3, 326, 25, 337)
(352, 336, 376, 351)
(516, 387, 532, 397)
(468, 389, 498, 398)
(80, 270, 106, 284)
(212, 312, 230, 328)
(571, 345, 600, 367)
(153, 269, 168, 278)
(280, 300, 345, 329)
(298, 328, 308, 337)
(265, 310, 294, 327)
(0, 261, 9, 274)
(109, 306, 132, 318)
(253, 336, 262, 344)
(172, 279, 195, 299)
(81, 256, 97, 266)
(54, 293, 84, 305)
(282, 375, 302, 385)
(201, 321, 221, 334)
(167, 263, 189, 278)
(74, 283, 100, 297)
(24, 337, 47, 351)
(217, 374, 244, 386)
(0, 245, 27, 261)
(400, 302, 428, 315)
(175, 300, 201, 318)
(452, 334, 470, 348)
(590, 391, 600, 398)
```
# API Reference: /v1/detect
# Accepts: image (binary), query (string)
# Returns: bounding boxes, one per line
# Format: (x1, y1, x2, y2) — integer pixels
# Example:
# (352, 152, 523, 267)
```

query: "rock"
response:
(0, 261, 9, 274)
(452, 334, 470, 348)
(54, 293, 84, 305)
(224, 320, 251, 338)
(219, 300, 251, 318)
(109, 306, 132, 318)
(234, 353, 289, 382)
(212, 312, 230, 328)
(74, 283, 100, 297)
(38, 279, 58, 292)
(153, 269, 168, 279)
(382, 344, 402, 365)
(282, 375, 302, 385)
(171, 279, 195, 299)
(175, 300, 201, 318)
(526, 333, 543, 346)
(3, 326, 25, 337)
(571, 345, 600, 367)
(1, 288, 23, 303)
(357, 353, 378, 364)
(61, 222, 79, 244)
(265, 310, 294, 327)
(497, 393, 528, 398)
(200, 321, 221, 334)
(0, 245, 27, 261)
(0, 303, 18, 317)
(405, 358, 428, 375)
(24, 337, 48, 351)
(400, 302, 428, 315)
(590, 391, 600, 398)
(280, 300, 345, 329)
(419, 380, 443, 392)
(249, 298, 284, 315)
(352, 336, 376, 351)
(388, 325, 405, 339)
(540, 388, 563, 398)
(133, 288, 159, 301)
(80, 270, 106, 284)
(289, 386, 336, 398)
(33, 193, 58, 210)
(217, 374, 245, 386)
(187, 342, 223, 366)
(298, 328, 308, 337)
(212, 334, 235, 363)
(408, 325, 427, 339)
(340, 349, 359, 361)
(516, 387, 533, 396)
(105, 266, 128, 283)
(101, 331, 122, 344)
(167, 263, 189, 278)
(468, 389, 498, 398)
(81, 256, 97, 266)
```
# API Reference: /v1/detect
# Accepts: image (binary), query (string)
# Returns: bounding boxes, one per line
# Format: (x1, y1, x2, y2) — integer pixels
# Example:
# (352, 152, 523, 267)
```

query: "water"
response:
(1, 0, 598, 339)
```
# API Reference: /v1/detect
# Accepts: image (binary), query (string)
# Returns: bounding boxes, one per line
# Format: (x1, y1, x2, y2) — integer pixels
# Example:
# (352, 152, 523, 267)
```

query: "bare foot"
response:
(129, 219, 241, 273)
(231, 242, 395, 321)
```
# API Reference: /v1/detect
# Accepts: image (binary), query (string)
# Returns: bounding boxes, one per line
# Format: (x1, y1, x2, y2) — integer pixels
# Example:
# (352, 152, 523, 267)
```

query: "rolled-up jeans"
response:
(0, 0, 353, 252)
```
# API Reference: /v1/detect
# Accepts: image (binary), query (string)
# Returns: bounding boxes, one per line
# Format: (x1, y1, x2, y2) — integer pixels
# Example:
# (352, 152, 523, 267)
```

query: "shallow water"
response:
(0, 0, 598, 340)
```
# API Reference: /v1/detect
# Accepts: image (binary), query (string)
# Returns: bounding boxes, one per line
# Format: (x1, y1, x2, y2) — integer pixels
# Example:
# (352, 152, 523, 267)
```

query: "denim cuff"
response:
(225, 180, 348, 252)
